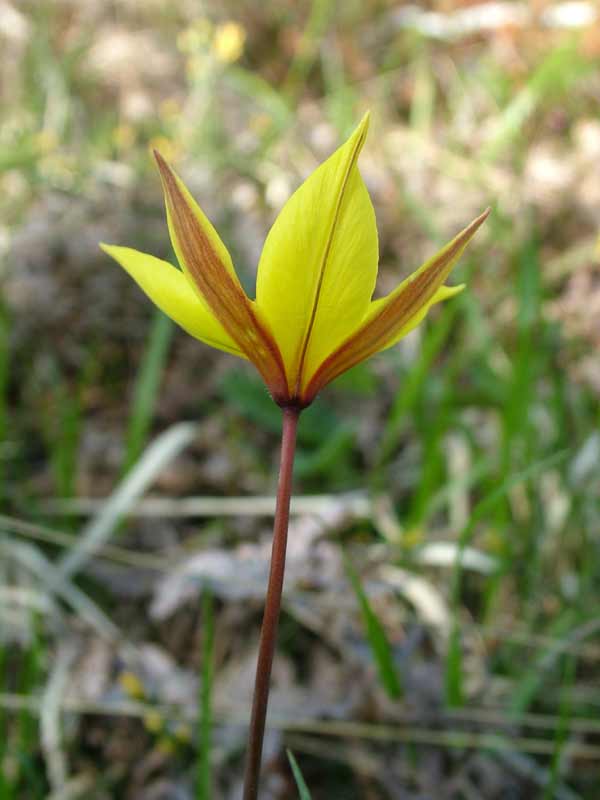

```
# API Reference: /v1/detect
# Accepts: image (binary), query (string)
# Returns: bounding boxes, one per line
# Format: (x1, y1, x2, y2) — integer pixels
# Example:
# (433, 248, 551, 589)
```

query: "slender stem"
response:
(243, 406, 300, 800)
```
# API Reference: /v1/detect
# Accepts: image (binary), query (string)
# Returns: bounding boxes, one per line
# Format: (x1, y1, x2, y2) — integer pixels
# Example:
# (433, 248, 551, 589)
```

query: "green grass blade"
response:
(481, 43, 587, 161)
(15, 613, 45, 796)
(123, 311, 173, 474)
(0, 305, 8, 508)
(283, 0, 336, 99)
(287, 750, 312, 800)
(543, 655, 576, 800)
(344, 556, 402, 699)
(373, 301, 459, 483)
(0, 643, 10, 798)
(409, 53, 436, 136)
(57, 422, 197, 580)
(445, 450, 569, 707)
(510, 610, 580, 714)
(197, 587, 214, 800)
(445, 622, 464, 708)
(50, 384, 82, 501)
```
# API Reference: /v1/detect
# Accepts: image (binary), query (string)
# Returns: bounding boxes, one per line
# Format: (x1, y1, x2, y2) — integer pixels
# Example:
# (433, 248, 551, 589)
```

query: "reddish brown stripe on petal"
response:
(154, 152, 289, 402)
(303, 209, 489, 404)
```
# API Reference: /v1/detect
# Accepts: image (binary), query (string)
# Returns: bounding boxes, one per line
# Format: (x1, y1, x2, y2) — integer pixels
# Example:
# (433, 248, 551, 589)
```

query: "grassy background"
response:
(1, 1, 600, 797)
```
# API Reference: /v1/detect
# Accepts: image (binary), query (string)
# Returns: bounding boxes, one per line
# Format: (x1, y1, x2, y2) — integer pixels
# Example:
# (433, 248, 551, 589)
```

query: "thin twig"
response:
(38, 491, 368, 518)
(41, 642, 78, 792)
(3, 692, 600, 760)
(5, 516, 600, 662)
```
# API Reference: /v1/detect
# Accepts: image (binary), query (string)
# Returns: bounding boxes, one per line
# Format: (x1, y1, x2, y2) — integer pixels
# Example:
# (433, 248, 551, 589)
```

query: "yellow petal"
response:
(100, 244, 245, 357)
(376, 283, 465, 351)
(255, 112, 378, 397)
(303, 209, 489, 404)
(154, 151, 240, 291)
(153, 153, 289, 403)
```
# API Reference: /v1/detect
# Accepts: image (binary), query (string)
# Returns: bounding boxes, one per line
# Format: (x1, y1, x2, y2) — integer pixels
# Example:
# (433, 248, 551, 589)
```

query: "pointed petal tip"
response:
(462, 207, 491, 238)
(153, 149, 170, 176)
(100, 241, 133, 258)
(450, 282, 466, 293)
(337, 110, 370, 159)
(100, 242, 150, 263)
(353, 110, 371, 145)
(100, 242, 140, 261)
(478, 206, 491, 224)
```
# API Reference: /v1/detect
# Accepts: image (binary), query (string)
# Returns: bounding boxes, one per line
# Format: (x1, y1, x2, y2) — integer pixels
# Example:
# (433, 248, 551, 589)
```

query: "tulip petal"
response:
(154, 152, 240, 290)
(255, 112, 378, 396)
(100, 244, 245, 356)
(304, 209, 489, 403)
(154, 152, 289, 403)
(375, 282, 465, 351)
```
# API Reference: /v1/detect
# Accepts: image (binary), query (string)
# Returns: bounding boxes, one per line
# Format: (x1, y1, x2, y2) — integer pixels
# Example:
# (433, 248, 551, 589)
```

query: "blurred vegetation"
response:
(1, 1, 600, 797)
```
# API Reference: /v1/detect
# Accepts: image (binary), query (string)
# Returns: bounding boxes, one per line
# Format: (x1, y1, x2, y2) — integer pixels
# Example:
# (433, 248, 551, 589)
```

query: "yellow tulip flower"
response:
(101, 113, 488, 409)
(101, 112, 490, 799)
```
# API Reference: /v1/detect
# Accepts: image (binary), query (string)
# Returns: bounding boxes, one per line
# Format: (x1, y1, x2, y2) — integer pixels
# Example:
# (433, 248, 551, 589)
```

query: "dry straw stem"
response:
(5, 514, 600, 662)
(2, 692, 600, 760)
(37, 491, 370, 518)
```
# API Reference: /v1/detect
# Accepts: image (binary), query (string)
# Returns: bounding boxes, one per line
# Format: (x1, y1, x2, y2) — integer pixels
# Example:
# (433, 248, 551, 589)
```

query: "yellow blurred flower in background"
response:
(213, 21, 246, 64)
(147, 136, 180, 164)
(34, 130, 58, 155)
(159, 97, 182, 122)
(119, 670, 145, 700)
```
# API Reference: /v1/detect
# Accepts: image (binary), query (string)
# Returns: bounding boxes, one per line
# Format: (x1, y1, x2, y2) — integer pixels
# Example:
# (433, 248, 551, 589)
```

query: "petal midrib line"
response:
(293, 124, 367, 397)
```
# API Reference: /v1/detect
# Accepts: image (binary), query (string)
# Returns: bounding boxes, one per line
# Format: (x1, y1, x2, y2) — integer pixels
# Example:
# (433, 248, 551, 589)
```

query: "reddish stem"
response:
(242, 406, 300, 800)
